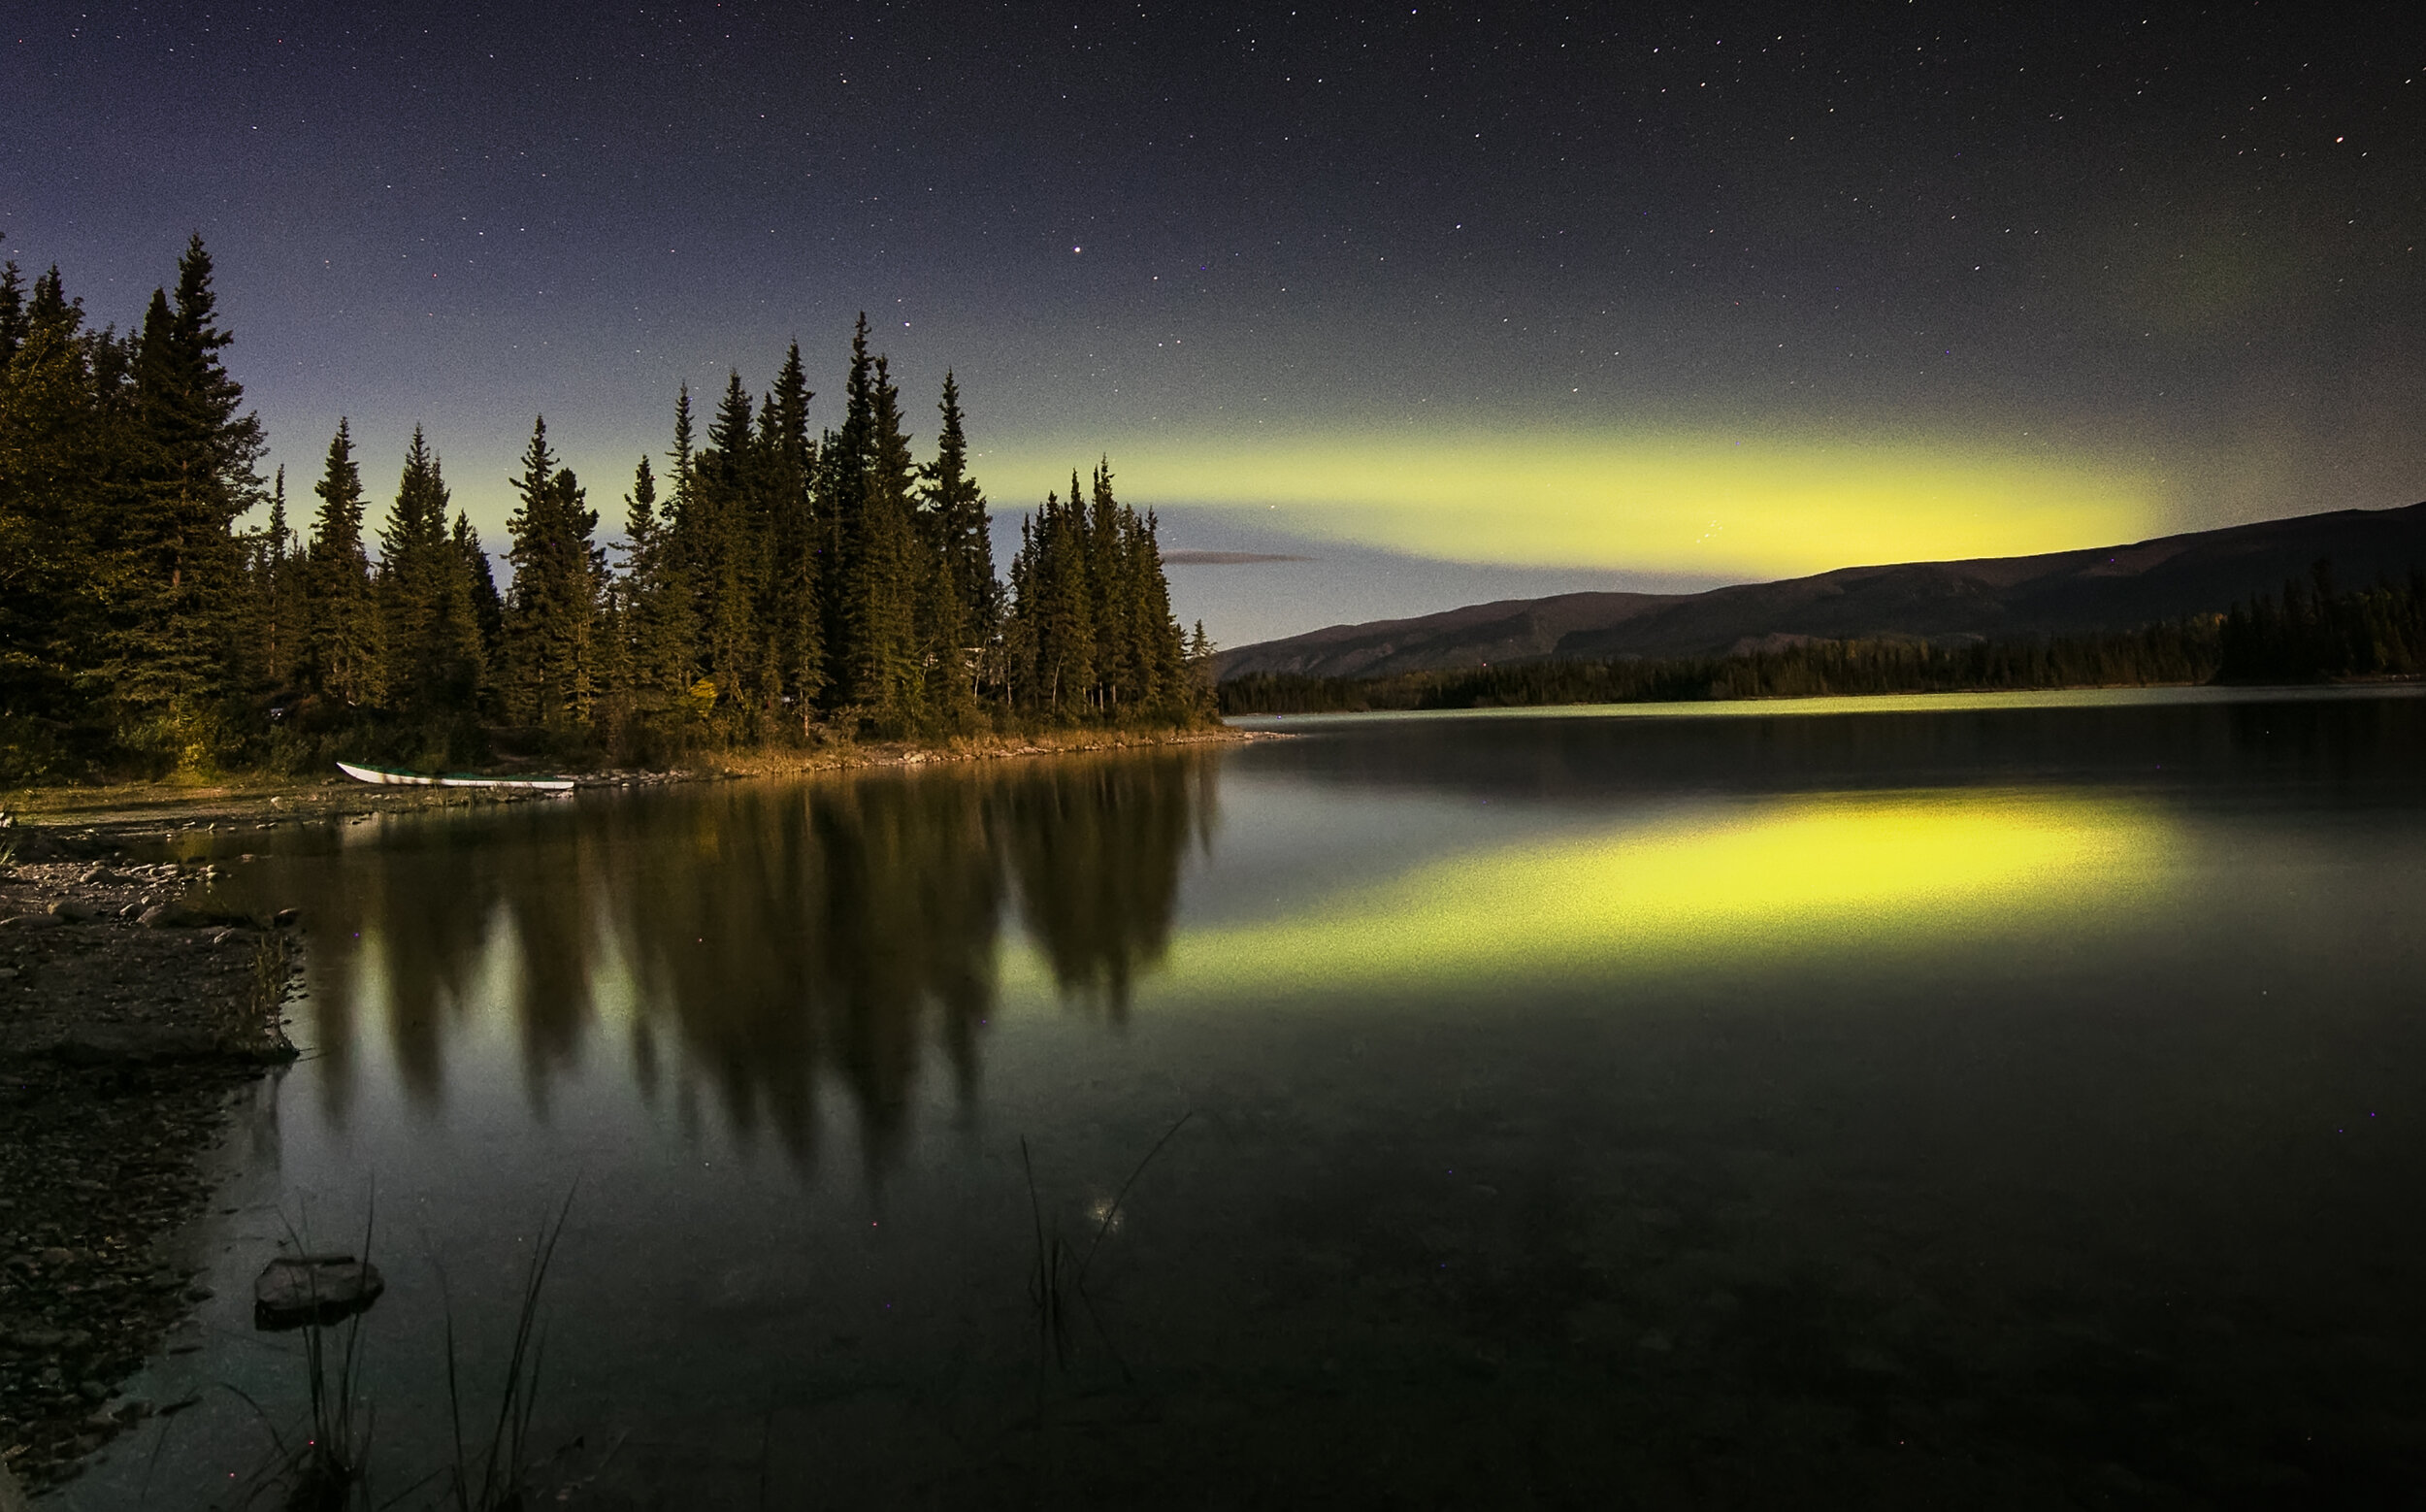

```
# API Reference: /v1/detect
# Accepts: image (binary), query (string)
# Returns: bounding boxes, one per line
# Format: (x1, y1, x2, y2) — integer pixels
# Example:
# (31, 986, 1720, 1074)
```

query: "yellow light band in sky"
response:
(1002, 791, 2170, 1003)
(986, 433, 2158, 579)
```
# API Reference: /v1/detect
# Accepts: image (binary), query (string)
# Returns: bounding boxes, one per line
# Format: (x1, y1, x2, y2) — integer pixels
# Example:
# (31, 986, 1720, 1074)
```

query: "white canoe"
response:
(337, 761, 575, 792)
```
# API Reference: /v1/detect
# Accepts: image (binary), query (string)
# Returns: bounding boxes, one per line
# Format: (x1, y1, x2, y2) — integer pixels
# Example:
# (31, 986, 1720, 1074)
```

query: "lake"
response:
(63, 687, 2426, 1506)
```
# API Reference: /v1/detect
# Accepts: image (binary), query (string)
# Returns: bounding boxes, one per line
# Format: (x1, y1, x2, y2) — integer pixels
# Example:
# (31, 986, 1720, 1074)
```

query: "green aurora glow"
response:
(982, 431, 2161, 577)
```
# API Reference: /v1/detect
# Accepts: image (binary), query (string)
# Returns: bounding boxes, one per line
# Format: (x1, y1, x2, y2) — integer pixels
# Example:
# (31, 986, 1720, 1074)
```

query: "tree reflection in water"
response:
(286, 749, 1216, 1167)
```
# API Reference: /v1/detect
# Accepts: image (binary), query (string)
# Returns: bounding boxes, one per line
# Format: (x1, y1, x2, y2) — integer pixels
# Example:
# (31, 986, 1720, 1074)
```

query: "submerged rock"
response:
(253, 1255, 385, 1331)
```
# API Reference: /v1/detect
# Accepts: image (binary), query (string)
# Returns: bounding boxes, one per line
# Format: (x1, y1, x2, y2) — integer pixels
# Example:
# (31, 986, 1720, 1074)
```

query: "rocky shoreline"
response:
(0, 818, 301, 1496)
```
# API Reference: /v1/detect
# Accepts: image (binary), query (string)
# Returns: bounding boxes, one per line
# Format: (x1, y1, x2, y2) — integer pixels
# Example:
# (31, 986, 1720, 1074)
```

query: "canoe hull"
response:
(336, 761, 574, 792)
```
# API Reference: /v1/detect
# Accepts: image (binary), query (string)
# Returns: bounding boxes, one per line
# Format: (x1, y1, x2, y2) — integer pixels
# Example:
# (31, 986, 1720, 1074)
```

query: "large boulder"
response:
(253, 1255, 386, 1331)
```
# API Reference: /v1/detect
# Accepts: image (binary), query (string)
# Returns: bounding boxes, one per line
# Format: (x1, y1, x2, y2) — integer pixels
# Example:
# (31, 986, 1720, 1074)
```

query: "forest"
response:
(0, 238, 1213, 782)
(1221, 564, 2426, 716)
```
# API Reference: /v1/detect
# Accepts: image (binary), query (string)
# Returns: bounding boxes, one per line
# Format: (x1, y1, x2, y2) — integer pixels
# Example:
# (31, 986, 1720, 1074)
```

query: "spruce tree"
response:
(501, 417, 603, 731)
(0, 262, 106, 735)
(113, 237, 265, 759)
(814, 315, 876, 702)
(302, 420, 383, 707)
(605, 453, 694, 740)
(377, 427, 460, 714)
(1139, 509, 1188, 710)
(921, 372, 997, 707)
(454, 511, 504, 698)
(838, 355, 927, 726)
(997, 459, 1188, 724)
(765, 343, 824, 721)
(258, 466, 303, 692)
(697, 372, 763, 736)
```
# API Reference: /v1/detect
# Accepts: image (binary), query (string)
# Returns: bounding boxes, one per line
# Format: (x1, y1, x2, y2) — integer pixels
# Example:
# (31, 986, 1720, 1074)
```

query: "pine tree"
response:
(1004, 487, 1098, 716)
(921, 372, 996, 707)
(838, 356, 927, 726)
(694, 373, 763, 735)
(501, 417, 603, 730)
(376, 427, 461, 714)
(997, 460, 1189, 724)
(257, 466, 304, 692)
(604, 452, 700, 746)
(302, 420, 383, 707)
(1137, 507, 1187, 711)
(454, 511, 504, 698)
(112, 237, 265, 760)
(814, 315, 876, 703)
(1184, 618, 1219, 715)
(0, 262, 107, 735)
(765, 343, 824, 722)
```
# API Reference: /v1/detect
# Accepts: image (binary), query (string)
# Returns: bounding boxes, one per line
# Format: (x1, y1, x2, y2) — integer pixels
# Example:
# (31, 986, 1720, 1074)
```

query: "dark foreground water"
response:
(59, 688, 2426, 1507)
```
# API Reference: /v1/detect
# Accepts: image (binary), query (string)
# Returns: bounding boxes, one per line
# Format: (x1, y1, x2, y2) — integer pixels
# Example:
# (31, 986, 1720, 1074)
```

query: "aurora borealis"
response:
(5, 1, 2418, 641)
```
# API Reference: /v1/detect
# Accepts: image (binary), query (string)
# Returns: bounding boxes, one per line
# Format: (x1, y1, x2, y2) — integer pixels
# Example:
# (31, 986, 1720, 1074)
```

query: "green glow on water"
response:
(1006, 790, 2173, 1003)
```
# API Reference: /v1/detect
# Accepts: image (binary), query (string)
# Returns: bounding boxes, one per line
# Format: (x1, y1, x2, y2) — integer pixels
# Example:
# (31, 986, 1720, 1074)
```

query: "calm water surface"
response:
(64, 688, 2426, 1507)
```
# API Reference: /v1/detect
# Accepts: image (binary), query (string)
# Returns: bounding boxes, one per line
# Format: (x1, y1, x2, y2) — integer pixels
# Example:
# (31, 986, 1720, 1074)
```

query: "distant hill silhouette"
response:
(1215, 503, 2426, 679)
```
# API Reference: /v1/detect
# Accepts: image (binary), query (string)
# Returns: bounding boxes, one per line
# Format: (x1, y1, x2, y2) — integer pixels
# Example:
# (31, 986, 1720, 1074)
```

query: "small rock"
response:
(273, 907, 300, 928)
(254, 1254, 384, 1330)
(48, 899, 93, 920)
(137, 906, 169, 928)
(37, 1247, 74, 1267)
(0, 913, 64, 931)
(77, 1378, 109, 1402)
(183, 1284, 214, 1302)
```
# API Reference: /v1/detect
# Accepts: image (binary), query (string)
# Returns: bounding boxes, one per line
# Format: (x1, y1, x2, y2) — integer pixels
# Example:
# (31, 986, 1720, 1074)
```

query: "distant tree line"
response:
(0, 239, 1214, 780)
(1221, 621, 2230, 715)
(2216, 561, 2426, 682)
(1224, 566, 2426, 717)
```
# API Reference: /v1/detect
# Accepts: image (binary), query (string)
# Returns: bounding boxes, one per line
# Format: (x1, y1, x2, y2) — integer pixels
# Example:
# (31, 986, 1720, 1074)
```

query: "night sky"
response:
(6, 1, 2420, 644)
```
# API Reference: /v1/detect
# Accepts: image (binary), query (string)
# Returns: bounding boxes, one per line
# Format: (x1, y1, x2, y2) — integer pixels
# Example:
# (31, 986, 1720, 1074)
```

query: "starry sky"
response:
(5, 1, 2420, 645)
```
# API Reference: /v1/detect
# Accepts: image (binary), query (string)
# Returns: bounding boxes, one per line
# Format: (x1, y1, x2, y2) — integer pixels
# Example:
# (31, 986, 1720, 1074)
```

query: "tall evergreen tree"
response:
(837, 356, 927, 725)
(302, 420, 383, 707)
(765, 343, 825, 721)
(454, 511, 505, 696)
(112, 237, 265, 757)
(0, 263, 107, 734)
(607, 455, 693, 722)
(695, 372, 763, 734)
(921, 371, 996, 706)
(258, 466, 305, 692)
(501, 417, 603, 730)
(376, 426, 463, 713)
(812, 315, 877, 702)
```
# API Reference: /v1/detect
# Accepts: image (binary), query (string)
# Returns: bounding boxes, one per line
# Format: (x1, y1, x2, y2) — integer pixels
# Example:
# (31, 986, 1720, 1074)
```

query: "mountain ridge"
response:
(1213, 503, 2426, 680)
